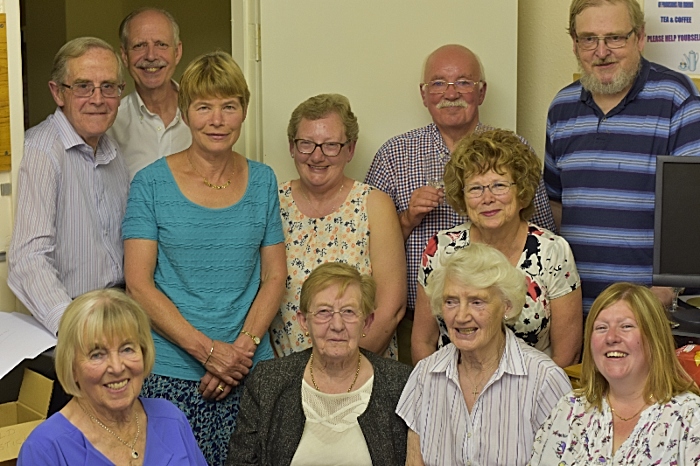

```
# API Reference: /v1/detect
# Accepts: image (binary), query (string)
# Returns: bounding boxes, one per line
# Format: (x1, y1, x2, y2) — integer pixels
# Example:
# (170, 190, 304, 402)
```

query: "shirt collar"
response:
(429, 121, 484, 156)
(133, 80, 182, 121)
(431, 328, 529, 383)
(52, 107, 118, 165)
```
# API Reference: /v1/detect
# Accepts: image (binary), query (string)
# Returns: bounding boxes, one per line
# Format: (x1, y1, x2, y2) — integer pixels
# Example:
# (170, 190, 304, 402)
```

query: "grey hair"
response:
(51, 37, 123, 84)
(425, 243, 526, 324)
(119, 7, 180, 50)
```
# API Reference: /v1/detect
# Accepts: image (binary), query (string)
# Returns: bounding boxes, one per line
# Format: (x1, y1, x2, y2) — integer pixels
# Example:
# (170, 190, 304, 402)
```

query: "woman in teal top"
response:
(122, 51, 286, 466)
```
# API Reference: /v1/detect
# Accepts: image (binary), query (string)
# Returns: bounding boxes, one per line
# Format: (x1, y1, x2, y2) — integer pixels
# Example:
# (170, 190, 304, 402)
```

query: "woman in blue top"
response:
(122, 51, 286, 466)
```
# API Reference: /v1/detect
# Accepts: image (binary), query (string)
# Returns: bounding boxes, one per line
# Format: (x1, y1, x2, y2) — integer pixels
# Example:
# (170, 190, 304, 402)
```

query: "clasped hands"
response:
(198, 337, 255, 400)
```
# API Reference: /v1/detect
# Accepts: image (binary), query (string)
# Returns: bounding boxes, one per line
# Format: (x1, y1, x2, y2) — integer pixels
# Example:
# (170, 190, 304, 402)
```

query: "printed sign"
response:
(645, 1, 700, 74)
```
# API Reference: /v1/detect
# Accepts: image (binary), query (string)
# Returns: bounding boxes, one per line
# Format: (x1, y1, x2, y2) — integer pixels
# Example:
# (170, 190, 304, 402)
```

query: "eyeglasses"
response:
(60, 82, 125, 98)
(422, 79, 483, 95)
(310, 308, 361, 323)
(575, 30, 635, 51)
(293, 139, 349, 157)
(463, 181, 516, 198)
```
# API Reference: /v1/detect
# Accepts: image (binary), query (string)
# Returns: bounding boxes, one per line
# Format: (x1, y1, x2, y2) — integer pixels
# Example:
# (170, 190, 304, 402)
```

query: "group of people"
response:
(8, 0, 700, 464)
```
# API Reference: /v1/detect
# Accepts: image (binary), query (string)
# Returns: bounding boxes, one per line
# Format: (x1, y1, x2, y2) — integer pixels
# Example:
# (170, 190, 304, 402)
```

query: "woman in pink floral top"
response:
(412, 129, 582, 367)
(529, 282, 700, 465)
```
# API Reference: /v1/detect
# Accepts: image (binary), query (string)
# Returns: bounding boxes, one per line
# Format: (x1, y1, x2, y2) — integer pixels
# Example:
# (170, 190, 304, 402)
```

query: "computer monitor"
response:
(653, 156, 700, 288)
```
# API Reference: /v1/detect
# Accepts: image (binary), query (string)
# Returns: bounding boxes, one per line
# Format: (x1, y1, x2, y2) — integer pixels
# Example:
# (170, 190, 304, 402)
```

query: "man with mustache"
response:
(9, 37, 128, 335)
(545, 0, 700, 315)
(365, 44, 555, 364)
(108, 7, 189, 179)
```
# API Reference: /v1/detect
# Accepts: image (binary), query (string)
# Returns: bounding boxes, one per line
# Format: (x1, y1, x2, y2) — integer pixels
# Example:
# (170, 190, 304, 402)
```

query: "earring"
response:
(503, 315, 508, 321)
(305, 332, 309, 337)
(362, 333, 366, 337)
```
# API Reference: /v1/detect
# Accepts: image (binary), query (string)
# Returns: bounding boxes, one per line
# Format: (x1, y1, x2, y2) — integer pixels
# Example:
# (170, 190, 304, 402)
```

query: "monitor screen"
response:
(653, 156, 700, 287)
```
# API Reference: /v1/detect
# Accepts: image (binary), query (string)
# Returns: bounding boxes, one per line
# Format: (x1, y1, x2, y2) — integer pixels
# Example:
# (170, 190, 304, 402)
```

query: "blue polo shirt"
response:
(544, 58, 700, 313)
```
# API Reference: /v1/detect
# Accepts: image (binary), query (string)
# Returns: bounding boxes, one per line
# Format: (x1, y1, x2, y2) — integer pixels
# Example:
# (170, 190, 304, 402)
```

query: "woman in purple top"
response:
(17, 289, 206, 466)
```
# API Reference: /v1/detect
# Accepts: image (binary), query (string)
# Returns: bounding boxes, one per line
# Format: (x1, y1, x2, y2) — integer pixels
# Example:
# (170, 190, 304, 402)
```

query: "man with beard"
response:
(365, 44, 555, 363)
(108, 7, 189, 179)
(545, 0, 700, 315)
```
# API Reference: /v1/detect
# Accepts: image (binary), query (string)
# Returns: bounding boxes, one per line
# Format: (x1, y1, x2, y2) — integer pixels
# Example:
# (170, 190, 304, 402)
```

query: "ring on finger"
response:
(217, 384, 225, 392)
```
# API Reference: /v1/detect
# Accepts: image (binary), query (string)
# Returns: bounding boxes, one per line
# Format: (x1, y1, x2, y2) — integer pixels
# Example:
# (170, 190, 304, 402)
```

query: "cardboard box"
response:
(0, 369, 53, 465)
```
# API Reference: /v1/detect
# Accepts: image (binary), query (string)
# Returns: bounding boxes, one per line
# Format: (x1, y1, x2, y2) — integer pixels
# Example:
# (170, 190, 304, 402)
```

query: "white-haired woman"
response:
(397, 243, 571, 465)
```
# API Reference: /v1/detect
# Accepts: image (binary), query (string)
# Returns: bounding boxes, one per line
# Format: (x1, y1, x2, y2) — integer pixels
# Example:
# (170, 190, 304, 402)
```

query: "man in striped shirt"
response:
(8, 37, 129, 335)
(545, 0, 700, 315)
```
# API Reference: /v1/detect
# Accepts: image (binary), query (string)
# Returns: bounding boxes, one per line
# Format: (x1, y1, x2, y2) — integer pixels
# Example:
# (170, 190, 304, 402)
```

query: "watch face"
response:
(253, 335, 261, 345)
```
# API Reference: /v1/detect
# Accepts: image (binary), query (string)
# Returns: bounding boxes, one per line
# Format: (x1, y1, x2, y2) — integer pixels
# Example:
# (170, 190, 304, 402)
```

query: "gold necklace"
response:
(187, 152, 234, 189)
(461, 338, 505, 398)
(298, 182, 345, 217)
(607, 395, 648, 422)
(78, 401, 141, 459)
(309, 352, 361, 393)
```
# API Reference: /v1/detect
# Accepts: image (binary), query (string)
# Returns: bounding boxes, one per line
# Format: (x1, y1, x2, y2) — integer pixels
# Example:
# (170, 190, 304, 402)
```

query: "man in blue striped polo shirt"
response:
(545, 0, 700, 315)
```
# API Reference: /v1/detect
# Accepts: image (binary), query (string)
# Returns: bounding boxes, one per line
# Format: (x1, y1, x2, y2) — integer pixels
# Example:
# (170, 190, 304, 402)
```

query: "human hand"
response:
(199, 372, 232, 401)
(205, 339, 254, 385)
(401, 186, 444, 230)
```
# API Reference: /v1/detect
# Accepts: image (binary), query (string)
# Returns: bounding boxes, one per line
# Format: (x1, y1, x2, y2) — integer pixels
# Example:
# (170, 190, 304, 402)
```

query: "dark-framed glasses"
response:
(422, 79, 483, 95)
(294, 139, 349, 157)
(61, 82, 125, 98)
(310, 308, 361, 323)
(464, 181, 516, 198)
(575, 29, 635, 51)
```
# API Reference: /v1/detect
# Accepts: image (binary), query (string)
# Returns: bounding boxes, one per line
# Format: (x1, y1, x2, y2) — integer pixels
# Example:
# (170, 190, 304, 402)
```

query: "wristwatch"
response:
(241, 330, 260, 346)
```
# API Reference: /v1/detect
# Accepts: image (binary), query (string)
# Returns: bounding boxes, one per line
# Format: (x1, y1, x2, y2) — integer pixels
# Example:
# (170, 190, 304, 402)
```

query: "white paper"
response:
(644, 0, 700, 75)
(0, 312, 57, 379)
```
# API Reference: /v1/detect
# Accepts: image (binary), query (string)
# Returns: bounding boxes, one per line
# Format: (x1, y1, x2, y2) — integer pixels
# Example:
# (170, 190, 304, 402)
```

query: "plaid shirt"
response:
(365, 122, 555, 314)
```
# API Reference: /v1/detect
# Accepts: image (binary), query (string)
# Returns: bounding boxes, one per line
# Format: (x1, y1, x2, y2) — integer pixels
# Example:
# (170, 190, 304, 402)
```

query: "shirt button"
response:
(467, 433, 472, 438)
(157, 126, 162, 131)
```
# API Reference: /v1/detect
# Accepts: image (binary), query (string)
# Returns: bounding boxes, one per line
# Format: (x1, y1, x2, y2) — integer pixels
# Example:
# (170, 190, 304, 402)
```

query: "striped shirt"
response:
(545, 58, 700, 313)
(8, 108, 129, 335)
(365, 123, 556, 314)
(396, 329, 571, 466)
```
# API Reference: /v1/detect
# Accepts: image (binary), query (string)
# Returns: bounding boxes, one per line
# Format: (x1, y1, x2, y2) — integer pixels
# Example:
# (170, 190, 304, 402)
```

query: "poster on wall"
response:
(644, 1, 700, 75)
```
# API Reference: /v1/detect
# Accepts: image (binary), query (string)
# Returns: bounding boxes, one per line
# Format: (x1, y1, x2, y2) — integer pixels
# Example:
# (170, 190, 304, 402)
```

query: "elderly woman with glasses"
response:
(270, 94, 406, 359)
(398, 244, 571, 465)
(228, 262, 412, 465)
(412, 129, 582, 368)
(529, 283, 700, 465)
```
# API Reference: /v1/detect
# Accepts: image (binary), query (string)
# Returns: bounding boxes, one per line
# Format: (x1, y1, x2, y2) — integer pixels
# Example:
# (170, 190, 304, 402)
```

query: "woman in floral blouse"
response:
(412, 129, 582, 367)
(270, 94, 406, 359)
(529, 282, 700, 465)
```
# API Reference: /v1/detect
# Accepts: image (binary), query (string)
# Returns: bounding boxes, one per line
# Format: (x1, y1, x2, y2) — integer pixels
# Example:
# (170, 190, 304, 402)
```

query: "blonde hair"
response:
(444, 129, 541, 222)
(55, 289, 155, 397)
(577, 282, 699, 409)
(300, 262, 375, 318)
(425, 243, 526, 326)
(287, 93, 359, 143)
(568, 0, 645, 37)
(178, 51, 250, 117)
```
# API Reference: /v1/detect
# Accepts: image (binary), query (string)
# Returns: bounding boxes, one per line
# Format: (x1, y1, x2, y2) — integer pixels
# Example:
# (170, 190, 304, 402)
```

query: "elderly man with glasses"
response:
(365, 44, 555, 364)
(545, 0, 700, 316)
(8, 37, 128, 336)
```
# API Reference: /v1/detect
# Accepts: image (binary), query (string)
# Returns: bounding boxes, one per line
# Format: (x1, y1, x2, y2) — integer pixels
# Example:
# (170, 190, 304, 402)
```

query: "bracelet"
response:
(203, 342, 215, 366)
(241, 330, 260, 346)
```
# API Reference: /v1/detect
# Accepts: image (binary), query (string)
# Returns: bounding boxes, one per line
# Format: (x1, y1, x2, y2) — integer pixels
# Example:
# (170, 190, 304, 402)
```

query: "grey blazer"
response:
(227, 348, 412, 466)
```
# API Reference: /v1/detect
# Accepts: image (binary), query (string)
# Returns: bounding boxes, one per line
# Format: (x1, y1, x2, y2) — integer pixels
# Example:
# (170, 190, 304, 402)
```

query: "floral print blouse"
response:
(529, 392, 700, 465)
(270, 181, 397, 359)
(418, 222, 580, 355)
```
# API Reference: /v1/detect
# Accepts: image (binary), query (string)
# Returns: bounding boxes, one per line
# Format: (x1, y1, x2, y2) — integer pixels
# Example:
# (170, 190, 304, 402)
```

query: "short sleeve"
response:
(541, 234, 581, 300)
(365, 143, 396, 202)
(544, 117, 563, 203)
(395, 361, 426, 434)
(122, 166, 159, 241)
(260, 164, 284, 247)
(418, 234, 441, 288)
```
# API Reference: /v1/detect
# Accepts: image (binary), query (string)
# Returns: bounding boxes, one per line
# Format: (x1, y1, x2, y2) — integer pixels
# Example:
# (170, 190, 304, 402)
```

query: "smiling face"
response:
(421, 45, 486, 138)
(441, 279, 508, 359)
(291, 113, 355, 190)
(591, 299, 650, 388)
(464, 169, 522, 232)
(573, 2, 644, 98)
(50, 47, 121, 150)
(73, 334, 145, 417)
(298, 282, 372, 362)
(122, 10, 182, 93)
(185, 96, 246, 156)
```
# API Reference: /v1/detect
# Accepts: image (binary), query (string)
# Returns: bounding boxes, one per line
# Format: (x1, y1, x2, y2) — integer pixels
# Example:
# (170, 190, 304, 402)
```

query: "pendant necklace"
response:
(78, 401, 140, 459)
(188, 152, 234, 189)
(608, 395, 648, 422)
(298, 182, 345, 217)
